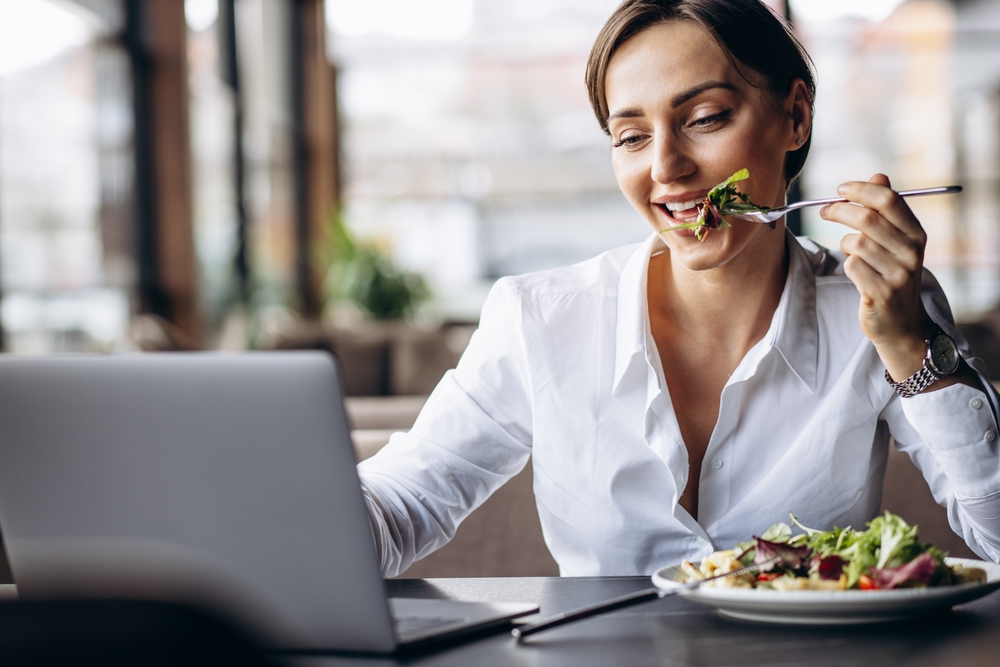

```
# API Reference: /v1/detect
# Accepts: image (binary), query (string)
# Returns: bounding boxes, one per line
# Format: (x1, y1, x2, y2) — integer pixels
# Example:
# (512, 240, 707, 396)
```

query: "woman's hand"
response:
(819, 174, 956, 388)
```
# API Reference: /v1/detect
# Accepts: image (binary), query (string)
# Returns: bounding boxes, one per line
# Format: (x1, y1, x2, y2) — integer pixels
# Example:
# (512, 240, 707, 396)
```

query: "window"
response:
(0, 0, 132, 353)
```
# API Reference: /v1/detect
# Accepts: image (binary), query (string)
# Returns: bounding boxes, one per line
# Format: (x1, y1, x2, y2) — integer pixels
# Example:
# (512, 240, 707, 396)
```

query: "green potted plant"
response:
(325, 214, 430, 321)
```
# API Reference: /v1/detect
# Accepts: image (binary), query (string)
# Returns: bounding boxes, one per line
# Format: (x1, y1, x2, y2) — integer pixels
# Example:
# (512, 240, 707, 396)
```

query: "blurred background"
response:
(2, 0, 1000, 387)
(1, 0, 997, 579)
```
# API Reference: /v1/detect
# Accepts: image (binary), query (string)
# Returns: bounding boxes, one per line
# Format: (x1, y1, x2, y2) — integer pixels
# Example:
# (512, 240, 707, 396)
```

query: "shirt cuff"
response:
(900, 382, 1000, 498)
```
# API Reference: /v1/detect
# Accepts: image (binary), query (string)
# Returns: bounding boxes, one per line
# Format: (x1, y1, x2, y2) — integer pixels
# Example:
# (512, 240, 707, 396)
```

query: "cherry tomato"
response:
(859, 575, 879, 590)
(757, 572, 781, 582)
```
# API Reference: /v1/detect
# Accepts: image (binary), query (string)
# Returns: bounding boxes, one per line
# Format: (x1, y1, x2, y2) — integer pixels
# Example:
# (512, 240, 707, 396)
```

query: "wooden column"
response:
(127, 0, 201, 345)
(291, 0, 339, 318)
(219, 0, 250, 305)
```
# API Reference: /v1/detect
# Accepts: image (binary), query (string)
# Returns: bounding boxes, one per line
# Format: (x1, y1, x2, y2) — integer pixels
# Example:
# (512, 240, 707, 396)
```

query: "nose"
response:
(650, 131, 695, 185)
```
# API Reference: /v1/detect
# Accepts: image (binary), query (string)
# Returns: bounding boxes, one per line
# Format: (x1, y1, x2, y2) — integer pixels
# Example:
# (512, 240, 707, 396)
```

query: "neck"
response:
(651, 231, 789, 354)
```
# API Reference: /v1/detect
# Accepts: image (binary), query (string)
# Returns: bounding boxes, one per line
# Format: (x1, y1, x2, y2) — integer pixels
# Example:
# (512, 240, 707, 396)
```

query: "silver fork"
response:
(729, 185, 962, 224)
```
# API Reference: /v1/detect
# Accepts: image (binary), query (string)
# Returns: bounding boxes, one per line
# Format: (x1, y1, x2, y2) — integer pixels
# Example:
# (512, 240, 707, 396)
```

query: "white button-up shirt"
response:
(359, 232, 1000, 577)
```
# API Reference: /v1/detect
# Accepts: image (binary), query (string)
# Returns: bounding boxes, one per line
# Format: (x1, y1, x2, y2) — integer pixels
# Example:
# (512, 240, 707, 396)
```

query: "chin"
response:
(664, 229, 745, 271)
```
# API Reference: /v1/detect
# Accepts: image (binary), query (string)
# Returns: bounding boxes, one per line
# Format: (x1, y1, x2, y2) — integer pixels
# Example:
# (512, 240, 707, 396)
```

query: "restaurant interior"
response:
(1, 0, 1000, 664)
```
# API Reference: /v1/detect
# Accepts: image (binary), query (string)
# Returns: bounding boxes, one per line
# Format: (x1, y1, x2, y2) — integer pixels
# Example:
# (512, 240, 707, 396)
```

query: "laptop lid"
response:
(0, 352, 398, 652)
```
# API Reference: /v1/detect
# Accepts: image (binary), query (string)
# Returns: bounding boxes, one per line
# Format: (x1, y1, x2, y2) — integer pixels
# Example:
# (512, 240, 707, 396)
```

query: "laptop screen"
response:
(0, 352, 397, 651)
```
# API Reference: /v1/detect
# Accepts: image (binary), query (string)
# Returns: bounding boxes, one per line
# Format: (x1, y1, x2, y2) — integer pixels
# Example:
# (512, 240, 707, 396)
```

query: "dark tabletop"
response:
(284, 576, 1000, 667)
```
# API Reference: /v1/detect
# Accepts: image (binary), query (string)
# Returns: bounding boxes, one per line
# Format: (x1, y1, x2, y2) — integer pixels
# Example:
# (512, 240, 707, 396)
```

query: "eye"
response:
(689, 109, 731, 128)
(612, 132, 648, 149)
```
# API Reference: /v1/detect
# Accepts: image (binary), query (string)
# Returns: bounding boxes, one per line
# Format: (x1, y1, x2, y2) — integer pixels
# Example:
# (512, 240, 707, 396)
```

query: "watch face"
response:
(930, 333, 961, 375)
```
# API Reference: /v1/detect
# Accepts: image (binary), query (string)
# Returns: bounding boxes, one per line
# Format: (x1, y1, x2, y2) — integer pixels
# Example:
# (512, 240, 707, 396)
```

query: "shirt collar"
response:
(770, 229, 820, 393)
(612, 229, 820, 395)
(612, 234, 661, 395)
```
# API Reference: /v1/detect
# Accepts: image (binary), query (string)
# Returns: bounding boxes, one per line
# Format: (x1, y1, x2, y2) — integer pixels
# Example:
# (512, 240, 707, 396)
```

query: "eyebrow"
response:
(606, 80, 737, 123)
(671, 80, 736, 107)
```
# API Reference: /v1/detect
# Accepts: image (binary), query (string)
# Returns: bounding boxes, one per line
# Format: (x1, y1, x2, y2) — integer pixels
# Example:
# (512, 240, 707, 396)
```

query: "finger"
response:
(869, 173, 890, 188)
(833, 178, 924, 243)
(840, 233, 919, 286)
(835, 177, 921, 237)
(841, 254, 885, 308)
(822, 204, 923, 272)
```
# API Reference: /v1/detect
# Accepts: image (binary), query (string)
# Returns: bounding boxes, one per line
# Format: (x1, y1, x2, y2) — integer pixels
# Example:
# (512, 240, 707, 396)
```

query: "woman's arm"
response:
(821, 177, 1000, 558)
(357, 278, 534, 577)
(820, 174, 982, 394)
(882, 372, 1000, 561)
(877, 271, 1000, 560)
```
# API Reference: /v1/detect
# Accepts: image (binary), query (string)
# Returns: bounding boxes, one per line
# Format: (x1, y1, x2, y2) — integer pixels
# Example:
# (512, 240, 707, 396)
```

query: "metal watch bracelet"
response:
(884, 363, 939, 399)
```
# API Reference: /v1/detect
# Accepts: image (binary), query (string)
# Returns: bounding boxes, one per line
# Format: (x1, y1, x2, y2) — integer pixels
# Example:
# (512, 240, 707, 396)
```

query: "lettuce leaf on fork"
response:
(661, 168, 774, 242)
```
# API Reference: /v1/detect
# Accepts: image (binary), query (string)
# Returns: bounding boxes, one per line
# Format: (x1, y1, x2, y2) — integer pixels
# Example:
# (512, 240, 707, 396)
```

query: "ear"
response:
(783, 78, 812, 151)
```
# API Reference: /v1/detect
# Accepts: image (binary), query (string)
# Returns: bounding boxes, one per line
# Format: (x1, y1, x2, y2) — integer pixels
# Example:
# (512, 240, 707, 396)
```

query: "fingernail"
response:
(836, 184, 848, 195)
(820, 205, 830, 217)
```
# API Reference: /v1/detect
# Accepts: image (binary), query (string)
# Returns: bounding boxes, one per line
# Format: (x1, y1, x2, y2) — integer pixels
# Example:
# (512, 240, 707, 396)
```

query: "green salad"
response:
(662, 168, 773, 242)
(678, 511, 987, 591)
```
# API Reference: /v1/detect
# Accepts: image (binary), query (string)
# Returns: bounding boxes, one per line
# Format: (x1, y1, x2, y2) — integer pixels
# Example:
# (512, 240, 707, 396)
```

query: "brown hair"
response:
(586, 0, 816, 184)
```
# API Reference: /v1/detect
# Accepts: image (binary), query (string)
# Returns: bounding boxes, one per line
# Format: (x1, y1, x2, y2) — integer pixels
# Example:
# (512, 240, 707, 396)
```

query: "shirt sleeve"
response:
(883, 269, 1000, 561)
(356, 277, 535, 577)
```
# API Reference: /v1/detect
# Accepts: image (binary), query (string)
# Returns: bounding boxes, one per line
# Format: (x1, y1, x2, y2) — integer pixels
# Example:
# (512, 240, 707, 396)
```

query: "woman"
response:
(359, 0, 1000, 577)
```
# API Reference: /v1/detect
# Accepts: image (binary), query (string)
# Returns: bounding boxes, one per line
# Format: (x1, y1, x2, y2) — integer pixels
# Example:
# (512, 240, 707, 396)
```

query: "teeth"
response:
(664, 199, 701, 212)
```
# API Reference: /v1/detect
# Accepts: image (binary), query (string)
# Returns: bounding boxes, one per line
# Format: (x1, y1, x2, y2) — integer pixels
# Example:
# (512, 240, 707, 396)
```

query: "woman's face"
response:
(604, 20, 809, 271)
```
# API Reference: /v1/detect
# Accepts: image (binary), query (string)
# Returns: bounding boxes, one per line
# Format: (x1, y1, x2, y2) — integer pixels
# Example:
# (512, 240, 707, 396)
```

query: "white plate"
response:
(651, 557, 1000, 625)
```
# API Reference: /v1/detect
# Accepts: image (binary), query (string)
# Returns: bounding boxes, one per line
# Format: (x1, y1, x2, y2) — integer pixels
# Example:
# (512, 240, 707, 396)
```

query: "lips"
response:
(655, 193, 725, 241)
(655, 192, 710, 223)
(659, 203, 700, 222)
(664, 198, 702, 213)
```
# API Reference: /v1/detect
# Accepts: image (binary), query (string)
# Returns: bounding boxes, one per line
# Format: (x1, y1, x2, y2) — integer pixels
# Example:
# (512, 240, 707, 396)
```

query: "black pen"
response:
(512, 557, 780, 641)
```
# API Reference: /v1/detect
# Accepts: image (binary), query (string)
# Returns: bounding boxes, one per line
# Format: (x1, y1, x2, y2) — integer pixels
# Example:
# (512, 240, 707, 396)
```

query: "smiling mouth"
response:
(657, 199, 704, 223)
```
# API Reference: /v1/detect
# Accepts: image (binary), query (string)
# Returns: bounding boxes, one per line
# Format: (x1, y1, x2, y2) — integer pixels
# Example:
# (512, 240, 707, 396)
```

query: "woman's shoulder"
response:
(792, 234, 849, 281)
(794, 235, 953, 329)
(473, 242, 644, 360)
(500, 241, 644, 299)
(794, 234, 947, 297)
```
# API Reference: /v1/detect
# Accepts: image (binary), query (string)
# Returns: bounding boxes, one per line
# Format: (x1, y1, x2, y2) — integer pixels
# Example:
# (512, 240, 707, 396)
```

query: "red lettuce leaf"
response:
(810, 554, 845, 581)
(754, 537, 811, 572)
(870, 552, 937, 589)
(701, 200, 723, 230)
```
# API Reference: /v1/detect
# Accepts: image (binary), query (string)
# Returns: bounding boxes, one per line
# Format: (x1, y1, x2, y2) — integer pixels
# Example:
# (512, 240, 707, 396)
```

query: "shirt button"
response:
(971, 398, 984, 410)
(987, 430, 997, 443)
(710, 458, 724, 470)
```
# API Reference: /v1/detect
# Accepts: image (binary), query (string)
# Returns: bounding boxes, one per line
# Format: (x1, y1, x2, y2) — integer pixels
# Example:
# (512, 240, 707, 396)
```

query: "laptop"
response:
(0, 352, 537, 653)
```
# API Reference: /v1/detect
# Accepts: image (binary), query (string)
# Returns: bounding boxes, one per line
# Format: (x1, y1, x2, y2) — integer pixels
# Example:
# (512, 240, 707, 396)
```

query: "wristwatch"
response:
(884, 330, 961, 398)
